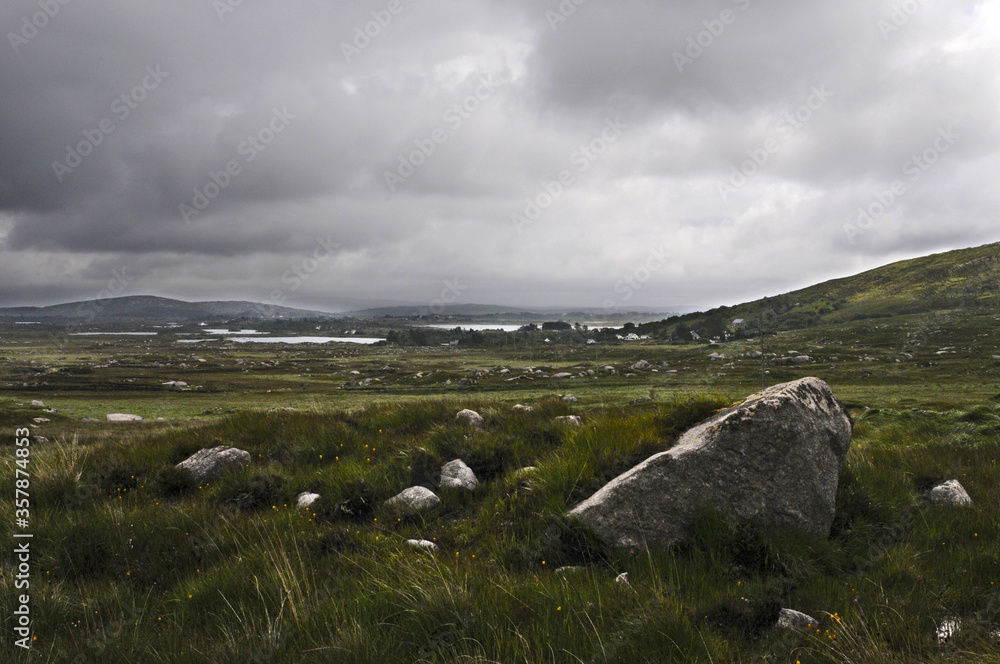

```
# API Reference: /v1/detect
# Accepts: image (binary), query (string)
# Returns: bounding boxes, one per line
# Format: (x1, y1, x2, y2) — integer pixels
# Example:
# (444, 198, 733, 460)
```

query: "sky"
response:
(1, 0, 999, 314)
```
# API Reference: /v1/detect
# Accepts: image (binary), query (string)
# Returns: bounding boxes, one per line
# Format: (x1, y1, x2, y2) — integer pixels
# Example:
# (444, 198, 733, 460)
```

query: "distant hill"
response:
(348, 303, 682, 318)
(644, 241, 1000, 337)
(0, 295, 333, 323)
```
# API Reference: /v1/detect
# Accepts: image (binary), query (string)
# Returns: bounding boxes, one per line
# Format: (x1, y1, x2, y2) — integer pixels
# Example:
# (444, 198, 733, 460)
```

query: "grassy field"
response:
(1, 310, 999, 662)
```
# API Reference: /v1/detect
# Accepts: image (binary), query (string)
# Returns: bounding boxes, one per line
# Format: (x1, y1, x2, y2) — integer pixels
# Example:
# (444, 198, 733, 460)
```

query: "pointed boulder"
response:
(570, 378, 853, 549)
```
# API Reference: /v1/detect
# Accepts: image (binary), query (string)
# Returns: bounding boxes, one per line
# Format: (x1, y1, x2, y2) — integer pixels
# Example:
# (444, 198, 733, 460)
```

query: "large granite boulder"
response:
(176, 446, 251, 484)
(570, 377, 853, 548)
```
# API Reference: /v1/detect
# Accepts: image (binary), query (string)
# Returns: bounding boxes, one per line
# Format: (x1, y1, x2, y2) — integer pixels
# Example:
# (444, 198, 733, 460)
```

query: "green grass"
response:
(3, 390, 1000, 662)
(2, 306, 1000, 663)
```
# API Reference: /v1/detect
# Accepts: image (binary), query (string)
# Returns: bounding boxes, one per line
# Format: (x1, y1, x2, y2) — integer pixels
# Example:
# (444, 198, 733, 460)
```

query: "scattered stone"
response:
(631, 360, 652, 371)
(937, 617, 962, 644)
(708, 353, 727, 361)
(176, 446, 251, 484)
(615, 572, 630, 585)
(777, 609, 818, 631)
(551, 372, 574, 379)
(512, 404, 534, 413)
(554, 415, 582, 426)
(106, 413, 144, 422)
(32, 418, 49, 423)
(385, 486, 441, 513)
(455, 409, 484, 427)
(31, 400, 45, 407)
(35, 436, 49, 443)
(405, 539, 439, 552)
(570, 378, 853, 549)
(440, 459, 479, 491)
(562, 395, 578, 403)
(927, 480, 973, 506)
(792, 356, 813, 363)
(80, 418, 99, 423)
(296, 492, 321, 509)
(748, 351, 763, 359)
(629, 397, 653, 406)
(555, 566, 586, 576)
(602, 365, 615, 372)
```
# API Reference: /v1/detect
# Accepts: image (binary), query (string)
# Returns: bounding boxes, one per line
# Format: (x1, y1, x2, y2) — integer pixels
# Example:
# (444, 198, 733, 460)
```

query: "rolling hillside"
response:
(0, 295, 333, 323)
(645, 241, 1000, 337)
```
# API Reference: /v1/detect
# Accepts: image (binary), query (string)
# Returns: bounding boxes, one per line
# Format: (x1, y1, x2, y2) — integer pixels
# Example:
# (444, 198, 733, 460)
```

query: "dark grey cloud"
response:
(1, 0, 998, 310)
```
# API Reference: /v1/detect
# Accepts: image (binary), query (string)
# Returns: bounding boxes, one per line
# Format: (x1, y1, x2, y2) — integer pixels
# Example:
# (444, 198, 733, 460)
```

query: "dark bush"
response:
(220, 473, 286, 511)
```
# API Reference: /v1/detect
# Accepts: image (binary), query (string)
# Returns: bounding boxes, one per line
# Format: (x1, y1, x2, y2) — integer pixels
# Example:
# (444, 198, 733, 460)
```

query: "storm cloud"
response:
(2, 0, 998, 312)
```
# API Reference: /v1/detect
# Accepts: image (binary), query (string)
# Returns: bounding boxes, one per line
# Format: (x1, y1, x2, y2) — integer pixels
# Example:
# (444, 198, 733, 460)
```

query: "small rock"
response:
(176, 446, 251, 484)
(937, 617, 962, 644)
(631, 360, 652, 371)
(777, 609, 817, 631)
(562, 395, 578, 403)
(455, 409, 484, 427)
(551, 372, 574, 379)
(554, 566, 585, 576)
(512, 404, 534, 413)
(296, 492, 321, 509)
(927, 480, 973, 506)
(31, 400, 45, 407)
(440, 459, 479, 491)
(792, 356, 813, 363)
(405, 539, 439, 552)
(106, 413, 143, 422)
(32, 417, 50, 423)
(615, 572, 630, 585)
(385, 486, 441, 513)
(554, 415, 582, 426)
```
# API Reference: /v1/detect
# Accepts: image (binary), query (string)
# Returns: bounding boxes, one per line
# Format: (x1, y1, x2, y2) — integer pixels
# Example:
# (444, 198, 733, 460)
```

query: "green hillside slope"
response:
(646, 241, 1000, 338)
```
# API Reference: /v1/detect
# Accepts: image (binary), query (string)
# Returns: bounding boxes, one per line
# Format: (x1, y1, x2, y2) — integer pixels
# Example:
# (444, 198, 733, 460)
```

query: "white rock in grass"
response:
(405, 539, 439, 552)
(455, 409, 484, 427)
(927, 480, 973, 506)
(562, 395, 578, 403)
(296, 492, 321, 509)
(512, 404, 534, 413)
(615, 572, 630, 585)
(777, 609, 818, 631)
(440, 459, 479, 491)
(937, 617, 962, 644)
(31, 400, 45, 407)
(107, 413, 144, 422)
(555, 566, 586, 576)
(554, 415, 582, 426)
(385, 486, 441, 513)
(176, 446, 251, 484)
